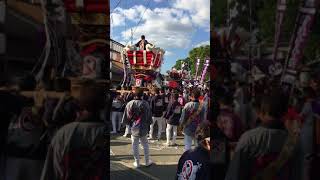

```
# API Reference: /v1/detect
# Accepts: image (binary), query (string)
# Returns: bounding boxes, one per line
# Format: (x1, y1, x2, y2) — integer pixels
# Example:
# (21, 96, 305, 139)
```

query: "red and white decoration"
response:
(123, 44, 165, 85)
(64, 0, 108, 13)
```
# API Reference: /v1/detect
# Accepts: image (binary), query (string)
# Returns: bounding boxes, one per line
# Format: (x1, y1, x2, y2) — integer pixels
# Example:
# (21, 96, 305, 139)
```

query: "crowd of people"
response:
(212, 72, 320, 180)
(111, 70, 320, 180)
(0, 76, 106, 180)
(110, 86, 210, 169)
(0, 70, 319, 180)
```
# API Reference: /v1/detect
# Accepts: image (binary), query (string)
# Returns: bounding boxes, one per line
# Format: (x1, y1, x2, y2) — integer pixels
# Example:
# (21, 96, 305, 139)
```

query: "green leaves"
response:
(172, 45, 210, 80)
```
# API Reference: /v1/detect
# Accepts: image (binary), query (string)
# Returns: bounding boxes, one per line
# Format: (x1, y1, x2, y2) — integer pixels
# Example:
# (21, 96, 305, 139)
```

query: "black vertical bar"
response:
(105, 0, 110, 179)
(1, 0, 7, 79)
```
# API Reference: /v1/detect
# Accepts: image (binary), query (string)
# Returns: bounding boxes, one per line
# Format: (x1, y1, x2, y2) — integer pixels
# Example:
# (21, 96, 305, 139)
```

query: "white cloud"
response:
(172, 0, 210, 28)
(165, 51, 174, 56)
(195, 40, 210, 47)
(111, 1, 209, 49)
(118, 6, 194, 49)
(110, 12, 125, 27)
(154, 0, 163, 2)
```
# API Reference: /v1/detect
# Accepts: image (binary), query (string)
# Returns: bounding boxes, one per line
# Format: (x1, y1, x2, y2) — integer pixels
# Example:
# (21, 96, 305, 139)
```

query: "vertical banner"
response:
(200, 59, 210, 84)
(195, 58, 200, 80)
(282, 0, 318, 85)
(273, 0, 287, 62)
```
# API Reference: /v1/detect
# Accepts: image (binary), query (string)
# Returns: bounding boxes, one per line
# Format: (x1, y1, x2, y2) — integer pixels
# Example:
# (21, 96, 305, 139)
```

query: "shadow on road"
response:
(140, 163, 178, 180)
(110, 141, 131, 146)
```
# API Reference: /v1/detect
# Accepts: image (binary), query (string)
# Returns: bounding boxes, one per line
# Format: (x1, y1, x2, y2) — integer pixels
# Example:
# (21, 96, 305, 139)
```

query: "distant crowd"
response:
(211, 73, 320, 180)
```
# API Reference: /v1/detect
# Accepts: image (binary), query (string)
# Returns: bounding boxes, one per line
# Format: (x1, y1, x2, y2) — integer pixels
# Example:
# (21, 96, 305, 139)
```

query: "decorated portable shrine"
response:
(121, 43, 165, 90)
(166, 68, 183, 89)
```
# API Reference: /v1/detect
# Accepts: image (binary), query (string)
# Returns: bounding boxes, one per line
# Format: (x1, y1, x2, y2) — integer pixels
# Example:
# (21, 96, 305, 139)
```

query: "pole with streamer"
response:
(195, 58, 200, 80)
(200, 59, 210, 84)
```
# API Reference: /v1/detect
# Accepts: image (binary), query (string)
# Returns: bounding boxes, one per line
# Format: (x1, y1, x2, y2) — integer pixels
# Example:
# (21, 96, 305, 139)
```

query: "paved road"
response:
(110, 134, 192, 180)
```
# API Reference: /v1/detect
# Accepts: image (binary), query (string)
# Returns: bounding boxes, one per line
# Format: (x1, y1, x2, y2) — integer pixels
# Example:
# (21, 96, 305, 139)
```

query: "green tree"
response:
(173, 59, 185, 70)
(213, 0, 320, 63)
(172, 45, 210, 80)
(258, 0, 320, 62)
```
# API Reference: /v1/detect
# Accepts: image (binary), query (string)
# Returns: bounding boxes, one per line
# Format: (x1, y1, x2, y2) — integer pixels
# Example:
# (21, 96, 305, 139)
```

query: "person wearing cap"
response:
(176, 122, 211, 180)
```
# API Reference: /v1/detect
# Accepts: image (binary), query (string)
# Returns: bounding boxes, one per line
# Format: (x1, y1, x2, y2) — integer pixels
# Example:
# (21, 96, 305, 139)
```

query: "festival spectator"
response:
(40, 80, 106, 180)
(225, 89, 302, 180)
(164, 93, 182, 146)
(299, 87, 318, 179)
(122, 88, 153, 168)
(217, 96, 243, 141)
(180, 89, 206, 151)
(233, 81, 248, 130)
(1, 75, 38, 180)
(162, 89, 170, 134)
(121, 92, 132, 137)
(111, 93, 124, 134)
(149, 88, 165, 140)
(176, 122, 211, 180)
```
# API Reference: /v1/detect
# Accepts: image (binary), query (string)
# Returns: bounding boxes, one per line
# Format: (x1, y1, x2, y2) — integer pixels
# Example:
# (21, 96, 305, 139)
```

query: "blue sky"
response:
(110, 0, 210, 74)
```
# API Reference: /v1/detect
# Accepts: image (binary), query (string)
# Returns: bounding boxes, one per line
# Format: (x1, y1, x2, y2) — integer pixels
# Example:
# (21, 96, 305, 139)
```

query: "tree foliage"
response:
(172, 45, 210, 79)
(213, 0, 320, 62)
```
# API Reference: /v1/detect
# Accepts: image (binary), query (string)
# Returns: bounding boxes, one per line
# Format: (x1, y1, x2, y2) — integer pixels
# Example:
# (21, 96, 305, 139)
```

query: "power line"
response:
(111, 0, 122, 14)
(132, 0, 152, 36)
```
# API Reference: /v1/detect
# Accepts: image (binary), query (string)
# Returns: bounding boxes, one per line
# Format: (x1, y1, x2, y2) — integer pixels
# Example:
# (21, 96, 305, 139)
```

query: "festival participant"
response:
(233, 81, 247, 129)
(122, 92, 134, 137)
(216, 96, 243, 141)
(162, 89, 170, 134)
(180, 89, 206, 151)
(178, 92, 186, 106)
(164, 93, 182, 146)
(111, 93, 124, 134)
(135, 35, 152, 50)
(309, 74, 319, 96)
(1, 75, 38, 180)
(176, 122, 211, 180)
(225, 89, 302, 180)
(40, 80, 106, 180)
(42, 78, 79, 140)
(122, 88, 153, 168)
(149, 88, 165, 140)
(299, 87, 318, 179)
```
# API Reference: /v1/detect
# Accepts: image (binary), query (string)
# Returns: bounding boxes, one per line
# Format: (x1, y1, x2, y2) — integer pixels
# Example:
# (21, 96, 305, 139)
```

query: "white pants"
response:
(166, 124, 177, 144)
(184, 134, 198, 151)
(123, 125, 131, 136)
(111, 111, 123, 132)
(162, 118, 167, 133)
(131, 135, 150, 164)
(149, 117, 163, 139)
